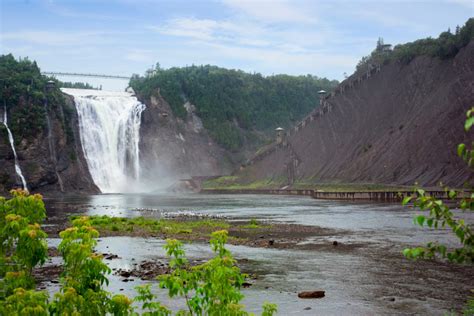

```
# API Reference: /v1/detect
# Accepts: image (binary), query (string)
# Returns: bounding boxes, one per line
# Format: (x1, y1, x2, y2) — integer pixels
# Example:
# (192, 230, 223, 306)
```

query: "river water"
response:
(44, 193, 474, 315)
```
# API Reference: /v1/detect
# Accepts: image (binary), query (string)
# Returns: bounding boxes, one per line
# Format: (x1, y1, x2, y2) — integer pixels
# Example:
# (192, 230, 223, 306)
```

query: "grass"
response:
(202, 175, 413, 192)
(241, 219, 270, 229)
(71, 215, 230, 237)
(69, 216, 273, 245)
(203, 176, 285, 190)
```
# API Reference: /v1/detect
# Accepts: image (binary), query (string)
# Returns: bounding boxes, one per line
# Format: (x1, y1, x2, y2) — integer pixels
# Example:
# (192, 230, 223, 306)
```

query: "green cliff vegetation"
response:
(357, 18, 474, 71)
(130, 64, 338, 150)
(0, 54, 70, 143)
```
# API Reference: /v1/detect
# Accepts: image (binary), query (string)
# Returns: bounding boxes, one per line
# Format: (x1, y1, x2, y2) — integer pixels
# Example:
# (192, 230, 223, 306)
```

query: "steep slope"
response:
(0, 95, 99, 194)
(233, 40, 474, 188)
(0, 55, 98, 195)
(137, 91, 234, 184)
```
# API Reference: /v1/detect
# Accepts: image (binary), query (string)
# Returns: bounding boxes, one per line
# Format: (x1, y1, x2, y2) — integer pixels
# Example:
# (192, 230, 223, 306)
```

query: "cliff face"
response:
(138, 91, 234, 185)
(237, 41, 474, 187)
(0, 94, 98, 195)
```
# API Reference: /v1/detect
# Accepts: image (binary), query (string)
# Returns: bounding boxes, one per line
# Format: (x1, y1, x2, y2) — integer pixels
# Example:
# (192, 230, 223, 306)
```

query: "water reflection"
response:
(46, 193, 472, 246)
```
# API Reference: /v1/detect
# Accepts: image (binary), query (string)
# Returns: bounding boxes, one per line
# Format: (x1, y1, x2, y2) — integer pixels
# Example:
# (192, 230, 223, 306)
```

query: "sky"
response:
(1, 0, 473, 90)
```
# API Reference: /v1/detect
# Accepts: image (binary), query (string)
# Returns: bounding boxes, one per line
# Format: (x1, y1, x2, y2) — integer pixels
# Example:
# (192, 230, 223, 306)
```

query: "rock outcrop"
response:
(236, 40, 474, 187)
(0, 94, 98, 195)
(137, 92, 234, 187)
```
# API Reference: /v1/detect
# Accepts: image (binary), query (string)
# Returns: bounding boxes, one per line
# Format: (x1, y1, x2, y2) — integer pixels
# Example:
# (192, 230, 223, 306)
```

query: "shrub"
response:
(0, 192, 277, 315)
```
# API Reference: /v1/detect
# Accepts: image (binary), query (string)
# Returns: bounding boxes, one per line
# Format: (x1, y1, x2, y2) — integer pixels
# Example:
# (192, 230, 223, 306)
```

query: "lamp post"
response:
(318, 89, 326, 106)
(275, 127, 285, 145)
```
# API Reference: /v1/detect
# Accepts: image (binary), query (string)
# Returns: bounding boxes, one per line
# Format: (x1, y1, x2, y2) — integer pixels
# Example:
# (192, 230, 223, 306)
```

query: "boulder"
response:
(298, 290, 325, 299)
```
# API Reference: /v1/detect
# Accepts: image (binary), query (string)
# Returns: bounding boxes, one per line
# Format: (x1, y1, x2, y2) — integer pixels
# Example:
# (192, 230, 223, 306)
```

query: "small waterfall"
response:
(2, 105, 28, 191)
(62, 89, 146, 193)
(43, 100, 64, 192)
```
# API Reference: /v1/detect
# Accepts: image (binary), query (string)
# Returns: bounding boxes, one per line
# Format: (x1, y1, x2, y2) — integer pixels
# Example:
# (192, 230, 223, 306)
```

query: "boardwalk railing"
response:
(200, 188, 469, 202)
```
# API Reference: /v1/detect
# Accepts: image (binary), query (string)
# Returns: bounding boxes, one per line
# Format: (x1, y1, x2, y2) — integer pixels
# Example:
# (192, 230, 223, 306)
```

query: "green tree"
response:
(130, 64, 338, 150)
(0, 191, 277, 316)
(402, 107, 473, 263)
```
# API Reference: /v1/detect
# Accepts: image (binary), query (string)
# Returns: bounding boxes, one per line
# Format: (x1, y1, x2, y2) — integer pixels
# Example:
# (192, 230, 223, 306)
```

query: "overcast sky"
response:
(1, 0, 473, 90)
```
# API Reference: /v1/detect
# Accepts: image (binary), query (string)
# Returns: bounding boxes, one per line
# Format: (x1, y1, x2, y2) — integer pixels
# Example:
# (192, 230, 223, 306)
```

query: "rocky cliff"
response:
(233, 40, 474, 188)
(137, 91, 235, 186)
(0, 94, 98, 195)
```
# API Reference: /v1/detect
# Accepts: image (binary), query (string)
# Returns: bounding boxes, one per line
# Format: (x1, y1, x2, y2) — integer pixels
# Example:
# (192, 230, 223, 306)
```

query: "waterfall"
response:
(2, 105, 28, 191)
(61, 89, 146, 193)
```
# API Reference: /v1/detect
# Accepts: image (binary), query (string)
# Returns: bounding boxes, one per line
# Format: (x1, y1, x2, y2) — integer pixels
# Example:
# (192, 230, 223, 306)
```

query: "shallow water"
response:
(46, 193, 471, 245)
(44, 193, 474, 315)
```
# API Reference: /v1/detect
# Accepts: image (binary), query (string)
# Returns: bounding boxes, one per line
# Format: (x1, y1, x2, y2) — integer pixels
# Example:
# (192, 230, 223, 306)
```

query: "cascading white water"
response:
(2, 105, 28, 191)
(61, 89, 146, 193)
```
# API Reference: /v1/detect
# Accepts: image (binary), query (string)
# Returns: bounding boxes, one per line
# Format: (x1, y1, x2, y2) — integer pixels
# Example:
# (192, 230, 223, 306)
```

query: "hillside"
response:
(130, 65, 338, 151)
(222, 36, 474, 188)
(0, 55, 97, 194)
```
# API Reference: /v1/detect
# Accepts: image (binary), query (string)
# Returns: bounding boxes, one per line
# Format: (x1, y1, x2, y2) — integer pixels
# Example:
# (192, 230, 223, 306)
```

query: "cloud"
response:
(1, 30, 131, 47)
(149, 16, 335, 51)
(351, 9, 425, 31)
(45, 1, 134, 22)
(125, 49, 155, 62)
(446, 0, 474, 9)
(149, 18, 219, 41)
(221, 0, 316, 24)
(1, 31, 81, 46)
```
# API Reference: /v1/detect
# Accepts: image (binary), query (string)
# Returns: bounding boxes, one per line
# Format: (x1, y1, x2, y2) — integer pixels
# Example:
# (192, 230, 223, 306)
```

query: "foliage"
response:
(0, 55, 53, 140)
(0, 189, 48, 298)
(356, 18, 474, 71)
(59, 81, 100, 90)
(0, 192, 277, 315)
(464, 291, 474, 315)
(134, 284, 171, 315)
(402, 108, 474, 263)
(50, 216, 112, 315)
(158, 230, 277, 315)
(130, 64, 338, 150)
(0, 54, 78, 151)
(1, 288, 49, 315)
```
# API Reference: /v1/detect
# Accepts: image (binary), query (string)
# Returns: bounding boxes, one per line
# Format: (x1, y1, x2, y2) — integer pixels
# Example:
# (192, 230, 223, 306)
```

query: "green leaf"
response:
(402, 248, 411, 258)
(416, 215, 426, 226)
(402, 196, 412, 206)
(427, 218, 433, 227)
(465, 116, 474, 131)
(416, 189, 425, 196)
(448, 190, 456, 199)
(457, 143, 466, 157)
(455, 228, 465, 242)
(412, 248, 423, 258)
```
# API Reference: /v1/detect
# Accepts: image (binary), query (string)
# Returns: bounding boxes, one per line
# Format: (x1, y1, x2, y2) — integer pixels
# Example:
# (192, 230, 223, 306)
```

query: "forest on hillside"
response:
(357, 18, 474, 72)
(129, 65, 338, 150)
(0, 54, 71, 143)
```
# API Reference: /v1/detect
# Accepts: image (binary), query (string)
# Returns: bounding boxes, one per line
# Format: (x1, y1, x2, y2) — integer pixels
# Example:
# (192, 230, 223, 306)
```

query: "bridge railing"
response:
(42, 72, 130, 80)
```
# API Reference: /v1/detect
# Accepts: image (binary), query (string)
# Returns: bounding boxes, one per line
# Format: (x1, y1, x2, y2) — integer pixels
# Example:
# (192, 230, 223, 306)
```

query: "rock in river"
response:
(298, 290, 325, 299)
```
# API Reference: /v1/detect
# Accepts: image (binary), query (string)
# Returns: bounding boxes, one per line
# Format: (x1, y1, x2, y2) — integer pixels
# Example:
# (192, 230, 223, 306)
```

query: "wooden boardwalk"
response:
(200, 188, 467, 202)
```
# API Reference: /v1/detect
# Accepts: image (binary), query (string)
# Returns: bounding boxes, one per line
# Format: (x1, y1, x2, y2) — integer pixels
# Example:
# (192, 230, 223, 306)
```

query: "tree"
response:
(402, 107, 473, 263)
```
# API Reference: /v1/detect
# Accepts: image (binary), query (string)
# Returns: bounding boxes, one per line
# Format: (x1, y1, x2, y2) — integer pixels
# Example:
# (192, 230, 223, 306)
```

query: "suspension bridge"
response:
(42, 72, 131, 80)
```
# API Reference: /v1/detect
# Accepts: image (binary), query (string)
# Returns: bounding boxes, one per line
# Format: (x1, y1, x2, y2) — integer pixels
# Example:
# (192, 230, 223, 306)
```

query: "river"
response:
(43, 193, 474, 315)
